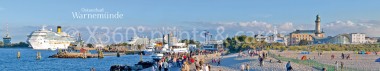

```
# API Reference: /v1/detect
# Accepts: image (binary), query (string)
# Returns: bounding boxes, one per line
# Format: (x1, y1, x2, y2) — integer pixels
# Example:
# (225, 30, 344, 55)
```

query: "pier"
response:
(48, 50, 143, 58)
(48, 52, 124, 58)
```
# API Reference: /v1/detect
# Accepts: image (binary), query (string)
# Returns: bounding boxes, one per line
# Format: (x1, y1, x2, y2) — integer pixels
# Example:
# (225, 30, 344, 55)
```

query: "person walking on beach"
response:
(341, 53, 345, 59)
(331, 54, 335, 60)
(212, 58, 215, 63)
(340, 62, 344, 70)
(158, 61, 162, 71)
(152, 62, 157, 71)
(286, 61, 292, 71)
(259, 56, 263, 67)
(245, 64, 250, 71)
(262, 52, 266, 59)
(335, 61, 339, 71)
(163, 61, 169, 71)
(320, 52, 323, 56)
(322, 68, 327, 71)
(181, 61, 190, 71)
(173, 56, 177, 67)
(190, 57, 195, 64)
(203, 64, 209, 71)
(177, 58, 180, 67)
(217, 58, 221, 66)
(207, 64, 211, 71)
(240, 64, 245, 71)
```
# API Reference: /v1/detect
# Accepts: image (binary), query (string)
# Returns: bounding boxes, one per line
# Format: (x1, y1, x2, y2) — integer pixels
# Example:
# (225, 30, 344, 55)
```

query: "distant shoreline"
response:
(0, 47, 31, 48)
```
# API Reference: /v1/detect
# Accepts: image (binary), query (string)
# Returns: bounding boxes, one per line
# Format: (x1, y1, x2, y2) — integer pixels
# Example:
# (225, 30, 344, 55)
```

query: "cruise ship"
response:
(27, 26, 75, 50)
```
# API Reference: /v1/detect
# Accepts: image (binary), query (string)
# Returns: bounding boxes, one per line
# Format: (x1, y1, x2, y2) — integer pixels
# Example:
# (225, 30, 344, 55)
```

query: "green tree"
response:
(289, 46, 298, 51)
(11, 42, 29, 47)
(121, 42, 128, 46)
(0, 41, 3, 46)
(223, 35, 261, 53)
(87, 44, 94, 48)
(180, 39, 200, 46)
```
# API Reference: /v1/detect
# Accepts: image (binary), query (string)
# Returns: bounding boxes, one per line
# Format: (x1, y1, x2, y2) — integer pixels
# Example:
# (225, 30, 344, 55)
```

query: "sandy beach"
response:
(202, 53, 317, 71)
(142, 50, 380, 71)
(271, 50, 380, 71)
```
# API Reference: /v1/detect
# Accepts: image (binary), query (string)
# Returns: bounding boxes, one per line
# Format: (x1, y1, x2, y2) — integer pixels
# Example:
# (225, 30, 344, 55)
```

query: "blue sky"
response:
(1, 0, 380, 43)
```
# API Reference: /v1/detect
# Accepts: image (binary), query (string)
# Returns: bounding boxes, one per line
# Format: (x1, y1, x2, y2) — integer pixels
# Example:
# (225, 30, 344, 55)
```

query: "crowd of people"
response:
(151, 50, 223, 71)
(237, 50, 294, 71)
(151, 49, 299, 71)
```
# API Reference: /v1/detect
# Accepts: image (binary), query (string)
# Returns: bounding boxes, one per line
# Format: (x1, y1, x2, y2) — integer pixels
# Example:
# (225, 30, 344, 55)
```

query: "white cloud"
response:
(238, 21, 271, 28)
(278, 22, 295, 31)
(211, 21, 274, 31)
(323, 20, 380, 37)
(205, 21, 302, 35)
(212, 22, 238, 27)
(193, 20, 380, 37)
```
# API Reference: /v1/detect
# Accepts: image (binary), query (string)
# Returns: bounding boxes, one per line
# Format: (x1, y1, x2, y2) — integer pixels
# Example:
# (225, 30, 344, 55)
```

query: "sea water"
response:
(0, 48, 143, 71)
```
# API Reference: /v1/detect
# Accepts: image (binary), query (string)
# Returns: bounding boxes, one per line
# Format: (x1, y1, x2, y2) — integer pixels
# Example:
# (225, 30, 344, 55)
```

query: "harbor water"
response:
(0, 48, 144, 71)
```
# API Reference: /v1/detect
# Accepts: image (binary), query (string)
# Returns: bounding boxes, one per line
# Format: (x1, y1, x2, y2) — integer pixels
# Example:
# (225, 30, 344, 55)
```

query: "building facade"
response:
(328, 34, 350, 44)
(326, 33, 377, 44)
(349, 33, 366, 44)
(289, 15, 325, 45)
(365, 37, 377, 44)
(289, 30, 314, 45)
(267, 34, 288, 45)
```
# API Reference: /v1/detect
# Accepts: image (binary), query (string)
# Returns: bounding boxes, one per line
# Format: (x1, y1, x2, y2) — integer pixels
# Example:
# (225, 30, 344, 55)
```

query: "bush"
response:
(302, 47, 308, 51)
(289, 46, 298, 51)
(280, 46, 286, 51)
(266, 47, 270, 51)
(331, 46, 343, 51)
(297, 46, 303, 50)
(323, 47, 332, 51)
(310, 47, 316, 52)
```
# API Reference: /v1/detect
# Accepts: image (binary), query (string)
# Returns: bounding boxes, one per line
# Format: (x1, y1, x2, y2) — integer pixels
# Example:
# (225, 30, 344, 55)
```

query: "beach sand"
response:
(271, 50, 380, 71)
(204, 53, 317, 71)
(143, 50, 380, 71)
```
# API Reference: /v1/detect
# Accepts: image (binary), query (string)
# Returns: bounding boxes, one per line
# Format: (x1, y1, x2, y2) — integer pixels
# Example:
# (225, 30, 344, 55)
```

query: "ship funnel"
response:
(57, 26, 62, 34)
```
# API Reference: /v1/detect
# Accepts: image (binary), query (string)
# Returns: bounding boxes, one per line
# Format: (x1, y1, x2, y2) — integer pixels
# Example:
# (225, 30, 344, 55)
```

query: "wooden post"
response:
(140, 53, 143, 62)
(117, 52, 120, 57)
(83, 52, 87, 59)
(98, 50, 104, 58)
(36, 52, 41, 60)
(17, 51, 21, 59)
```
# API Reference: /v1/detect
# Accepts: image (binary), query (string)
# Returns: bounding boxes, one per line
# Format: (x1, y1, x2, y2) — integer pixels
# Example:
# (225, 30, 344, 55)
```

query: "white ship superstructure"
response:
(161, 33, 189, 53)
(27, 26, 75, 50)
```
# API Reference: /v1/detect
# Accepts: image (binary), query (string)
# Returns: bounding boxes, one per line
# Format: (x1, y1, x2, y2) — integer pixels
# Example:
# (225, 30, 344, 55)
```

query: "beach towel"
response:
(375, 58, 380, 62)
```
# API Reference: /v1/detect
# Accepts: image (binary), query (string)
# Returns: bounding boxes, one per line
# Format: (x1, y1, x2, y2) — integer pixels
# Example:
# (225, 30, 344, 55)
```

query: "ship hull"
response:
(28, 40, 71, 50)
(27, 26, 74, 50)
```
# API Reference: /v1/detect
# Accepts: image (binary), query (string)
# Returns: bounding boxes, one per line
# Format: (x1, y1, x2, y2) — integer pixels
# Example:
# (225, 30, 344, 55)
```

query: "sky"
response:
(0, 0, 379, 43)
